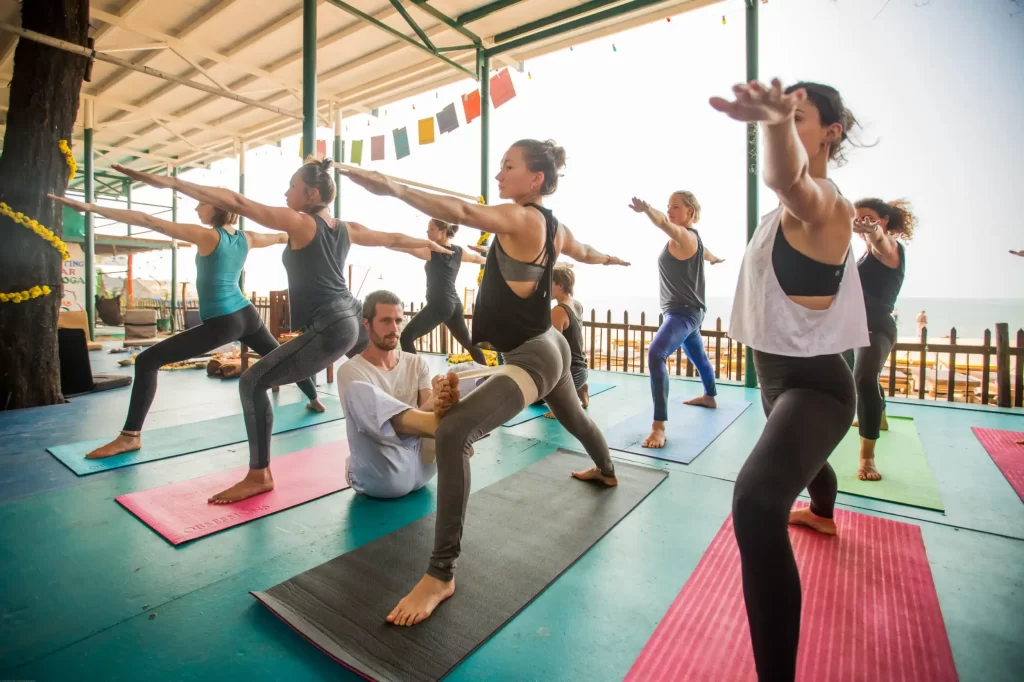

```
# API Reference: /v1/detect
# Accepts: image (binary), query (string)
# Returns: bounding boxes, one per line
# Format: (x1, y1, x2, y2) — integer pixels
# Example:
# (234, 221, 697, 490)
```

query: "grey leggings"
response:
(427, 327, 616, 582)
(240, 301, 366, 469)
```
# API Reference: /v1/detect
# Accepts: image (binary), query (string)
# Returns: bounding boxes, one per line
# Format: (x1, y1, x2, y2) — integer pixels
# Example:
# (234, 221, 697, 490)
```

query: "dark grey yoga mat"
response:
(252, 449, 668, 682)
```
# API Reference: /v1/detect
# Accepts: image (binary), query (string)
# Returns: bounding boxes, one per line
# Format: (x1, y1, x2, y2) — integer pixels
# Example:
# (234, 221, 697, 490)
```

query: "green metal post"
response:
(479, 50, 490, 204)
(333, 108, 342, 217)
(83, 98, 96, 340)
(744, 0, 759, 388)
(125, 179, 132, 236)
(170, 166, 178, 333)
(302, 0, 317, 159)
(238, 141, 246, 292)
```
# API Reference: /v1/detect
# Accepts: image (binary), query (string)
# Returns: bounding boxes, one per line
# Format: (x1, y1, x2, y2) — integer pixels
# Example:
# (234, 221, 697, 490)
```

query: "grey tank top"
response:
(658, 230, 705, 312)
(281, 215, 360, 330)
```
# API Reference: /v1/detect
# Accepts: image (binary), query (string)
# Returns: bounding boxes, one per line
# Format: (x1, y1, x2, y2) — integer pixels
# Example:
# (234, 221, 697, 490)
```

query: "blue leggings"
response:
(649, 307, 717, 422)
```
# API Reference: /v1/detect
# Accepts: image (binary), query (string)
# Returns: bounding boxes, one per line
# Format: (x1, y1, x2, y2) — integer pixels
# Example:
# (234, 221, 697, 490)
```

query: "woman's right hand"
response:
(628, 197, 651, 214)
(852, 216, 880, 235)
(428, 240, 455, 255)
(47, 194, 91, 212)
(709, 79, 803, 125)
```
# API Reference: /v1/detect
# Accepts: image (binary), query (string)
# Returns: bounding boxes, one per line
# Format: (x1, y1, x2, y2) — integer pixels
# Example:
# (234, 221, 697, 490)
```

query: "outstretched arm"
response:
(246, 231, 289, 249)
(112, 164, 314, 236)
(388, 245, 431, 261)
(703, 248, 725, 264)
(558, 223, 630, 266)
(628, 197, 698, 257)
(48, 194, 216, 250)
(460, 250, 486, 265)
(854, 216, 900, 267)
(347, 221, 452, 254)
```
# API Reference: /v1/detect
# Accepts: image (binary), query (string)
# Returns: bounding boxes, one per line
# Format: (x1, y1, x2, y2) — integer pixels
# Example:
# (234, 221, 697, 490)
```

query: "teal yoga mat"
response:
(47, 398, 343, 476)
(502, 383, 615, 427)
(605, 399, 752, 464)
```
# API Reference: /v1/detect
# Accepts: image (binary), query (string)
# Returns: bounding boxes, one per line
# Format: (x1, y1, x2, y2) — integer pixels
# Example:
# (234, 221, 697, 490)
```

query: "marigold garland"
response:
(476, 194, 488, 285)
(1, 189, 72, 303)
(59, 139, 77, 183)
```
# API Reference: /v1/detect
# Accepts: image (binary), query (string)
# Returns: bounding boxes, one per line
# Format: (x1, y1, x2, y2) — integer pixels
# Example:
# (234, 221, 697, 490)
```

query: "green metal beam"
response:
(125, 180, 131, 237)
(487, 0, 675, 56)
(303, 0, 317, 158)
(479, 49, 490, 205)
(457, 0, 523, 25)
(410, 1, 480, 45)
(390, 0, 436, 52)
(436, 43, 477, 52)
(494, 0, 620, 43)
(744, 0, 759, 389)
(84, 117, 95, 341)
(324, 0, 477, 80)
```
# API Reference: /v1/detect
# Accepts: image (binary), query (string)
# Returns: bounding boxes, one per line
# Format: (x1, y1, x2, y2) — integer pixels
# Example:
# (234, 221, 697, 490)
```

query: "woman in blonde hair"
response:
(629, 190, 724, 450)
(544, 263, 589, 414)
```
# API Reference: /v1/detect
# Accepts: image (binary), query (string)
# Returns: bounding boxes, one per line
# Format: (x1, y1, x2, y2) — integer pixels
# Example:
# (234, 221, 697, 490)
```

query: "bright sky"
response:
(118, 0, 1024, 308)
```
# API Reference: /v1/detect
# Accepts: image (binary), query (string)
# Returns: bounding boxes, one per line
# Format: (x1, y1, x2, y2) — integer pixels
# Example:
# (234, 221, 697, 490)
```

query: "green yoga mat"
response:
(829, 416, 943, 511)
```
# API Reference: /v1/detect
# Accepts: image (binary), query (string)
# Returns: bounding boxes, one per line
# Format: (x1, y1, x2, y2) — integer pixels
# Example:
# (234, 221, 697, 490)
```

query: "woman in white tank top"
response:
(714, 79, 869, 681)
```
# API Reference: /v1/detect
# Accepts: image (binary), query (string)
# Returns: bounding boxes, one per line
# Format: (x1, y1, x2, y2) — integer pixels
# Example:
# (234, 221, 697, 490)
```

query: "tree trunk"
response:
(0, 1, 89, 409)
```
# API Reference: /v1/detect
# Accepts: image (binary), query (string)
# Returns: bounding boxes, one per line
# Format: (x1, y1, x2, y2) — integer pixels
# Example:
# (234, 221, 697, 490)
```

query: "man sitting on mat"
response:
(338, 290, 481, 498)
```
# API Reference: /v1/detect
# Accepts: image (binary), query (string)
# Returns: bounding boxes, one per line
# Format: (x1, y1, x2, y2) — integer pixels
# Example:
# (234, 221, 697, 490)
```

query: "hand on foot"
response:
(684, 395, 717, 408)
(208, 467, 274, 504)
(788, 508, 838, 536)
(86, 431, 142, 459)
(642, 423, 666, 449)
(570, 466, 618, 487)
(306, 398, 327, 413)
(858, 458, 882, 481)
(386, 574, 455, 626)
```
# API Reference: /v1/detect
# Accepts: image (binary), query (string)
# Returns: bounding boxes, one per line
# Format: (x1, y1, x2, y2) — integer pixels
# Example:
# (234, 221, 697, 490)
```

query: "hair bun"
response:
(544, 140, 567, 170)
(320, 157, 333, 172)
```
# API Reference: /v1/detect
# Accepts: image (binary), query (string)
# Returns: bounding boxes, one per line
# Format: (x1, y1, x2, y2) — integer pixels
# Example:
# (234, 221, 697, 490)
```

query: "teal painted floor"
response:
(1, 350, 1023, 681)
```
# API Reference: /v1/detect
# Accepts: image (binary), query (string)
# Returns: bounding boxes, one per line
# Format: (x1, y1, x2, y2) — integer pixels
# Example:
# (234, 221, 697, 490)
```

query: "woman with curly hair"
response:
(850, 197, 915, 481)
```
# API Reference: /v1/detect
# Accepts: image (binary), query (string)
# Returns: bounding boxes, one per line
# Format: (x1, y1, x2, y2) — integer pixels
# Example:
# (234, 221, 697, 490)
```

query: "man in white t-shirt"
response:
(338, 291, 483, 498)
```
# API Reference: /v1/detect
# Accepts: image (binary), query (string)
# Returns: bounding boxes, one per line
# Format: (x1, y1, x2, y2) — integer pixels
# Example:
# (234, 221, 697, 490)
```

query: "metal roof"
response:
(1, 0, 719, 179)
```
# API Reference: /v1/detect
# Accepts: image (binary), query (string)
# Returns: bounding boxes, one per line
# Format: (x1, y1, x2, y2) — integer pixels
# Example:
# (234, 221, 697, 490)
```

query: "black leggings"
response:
(854, 331, 894, 440)
(123, 305, 317, 432)
(401, 296, 486, 365)
(733, 351, 856, 682)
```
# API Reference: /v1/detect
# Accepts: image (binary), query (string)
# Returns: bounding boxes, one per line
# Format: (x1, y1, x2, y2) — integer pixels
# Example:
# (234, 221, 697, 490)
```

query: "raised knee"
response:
(435, 417, 472, 459)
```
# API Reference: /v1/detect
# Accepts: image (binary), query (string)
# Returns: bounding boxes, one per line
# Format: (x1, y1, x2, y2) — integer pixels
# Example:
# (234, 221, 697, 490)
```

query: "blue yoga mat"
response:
(604, 399, 751, 464)
(47, 398, 344, 476)
(502, 383, 616, 427)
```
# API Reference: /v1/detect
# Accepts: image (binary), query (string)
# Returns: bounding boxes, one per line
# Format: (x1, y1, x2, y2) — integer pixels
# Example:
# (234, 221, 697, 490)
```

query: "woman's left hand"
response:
(853, 216, 881, 235)
(112, 164, 172, 188)
(604, 255, 631, 267)
(339, 167, 398, 197)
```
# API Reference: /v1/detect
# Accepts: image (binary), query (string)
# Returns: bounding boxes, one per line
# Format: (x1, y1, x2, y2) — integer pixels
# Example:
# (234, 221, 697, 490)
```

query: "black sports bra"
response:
(772, 225, 845, 297)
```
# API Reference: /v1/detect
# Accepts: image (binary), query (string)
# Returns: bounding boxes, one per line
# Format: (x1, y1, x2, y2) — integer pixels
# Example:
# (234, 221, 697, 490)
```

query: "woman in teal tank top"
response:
(49, 195, 325, 460)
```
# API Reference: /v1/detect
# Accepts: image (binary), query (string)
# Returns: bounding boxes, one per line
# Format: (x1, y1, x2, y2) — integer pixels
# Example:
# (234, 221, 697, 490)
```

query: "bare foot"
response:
(433, 371, 461, 419)
(86, 431, 141, 459)
(642, 422, 666, 449)
(208, 467, 274, 504)
(880, 411, 889, 431)
(543, 411, 556, 419)
(788, 508, 838, 536)
(1017, 439, 1024, 446)
(852, 418, 859, 428)
(858, 457, 882, 481)
(684, 395, 717, 408)
(570, 466, 618, 486)
(306, 398, 326, 413)
(578, 384, 590, 409)
(386, 574, 455, 626)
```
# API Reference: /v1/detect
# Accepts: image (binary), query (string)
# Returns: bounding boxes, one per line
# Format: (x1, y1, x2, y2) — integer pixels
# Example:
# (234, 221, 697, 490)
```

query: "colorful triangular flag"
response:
(462, 89, 481, 124)
(437, 103, 459, 134)
(393, 127, 410, 160)
(350, 140, 363, 165)
(315, 139, 327, 159)
(490, 69, 516, 108)
(418, 117, 435, 145)
(370, 135, 385, 161)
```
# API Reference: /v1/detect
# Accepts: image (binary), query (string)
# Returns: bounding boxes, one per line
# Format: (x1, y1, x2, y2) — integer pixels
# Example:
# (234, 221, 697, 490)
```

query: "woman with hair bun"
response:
(114, 158, 452, 503)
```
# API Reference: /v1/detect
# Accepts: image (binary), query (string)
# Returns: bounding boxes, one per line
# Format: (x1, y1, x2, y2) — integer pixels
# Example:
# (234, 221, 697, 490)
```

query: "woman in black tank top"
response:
(340, 139, 629, 628)
(542, 264, 589, 418)
(388, 218, 488, 365)
(849, 198, 914, 483)
(113, 158, 450, 505)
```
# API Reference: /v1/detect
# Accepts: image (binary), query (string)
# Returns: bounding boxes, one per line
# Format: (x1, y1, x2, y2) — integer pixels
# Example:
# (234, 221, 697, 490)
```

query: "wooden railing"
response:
(405, 304, 1024, 409)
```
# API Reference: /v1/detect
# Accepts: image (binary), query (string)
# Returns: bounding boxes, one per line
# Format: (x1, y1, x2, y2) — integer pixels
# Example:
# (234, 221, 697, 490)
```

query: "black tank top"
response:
(471, 203, 556, 352)
(281, 215, 360, 330)
(858, 241, 905, 335)
(425, 244, 462, 303)
(658, 232, 705, 312)
(558, 302, 587, 373)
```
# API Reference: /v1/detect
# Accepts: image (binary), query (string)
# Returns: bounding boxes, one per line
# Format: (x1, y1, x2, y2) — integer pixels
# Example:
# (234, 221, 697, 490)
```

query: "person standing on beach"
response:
(916, 309, 928, 337)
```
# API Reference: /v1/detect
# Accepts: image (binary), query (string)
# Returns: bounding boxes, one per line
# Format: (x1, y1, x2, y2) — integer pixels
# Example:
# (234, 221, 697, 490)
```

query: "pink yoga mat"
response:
(116, 442, 350, 545)
(971, 427, 1024, 502)
(625, 505, 958, 681)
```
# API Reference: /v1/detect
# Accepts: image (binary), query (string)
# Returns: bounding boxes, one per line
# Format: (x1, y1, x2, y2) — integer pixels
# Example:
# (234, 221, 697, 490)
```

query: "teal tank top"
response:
(195, 227, 250, 320)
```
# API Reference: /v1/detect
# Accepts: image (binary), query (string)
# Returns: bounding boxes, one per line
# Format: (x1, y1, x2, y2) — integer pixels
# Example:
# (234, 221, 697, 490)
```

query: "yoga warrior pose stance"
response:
(629, 191, 724, 449)
(849, 198, 914, 481)
(388, 218, 488, 365)
(48, 193, 325, 459)
(113, 159, 451, 504)
(543, 263, 589, 416)
(341, 139, 629, 627)
(716, 80, 869, 681)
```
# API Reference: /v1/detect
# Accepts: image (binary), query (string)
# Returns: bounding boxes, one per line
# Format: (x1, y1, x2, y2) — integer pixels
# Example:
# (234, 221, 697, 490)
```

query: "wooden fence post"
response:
(996, 322, 1010, 407)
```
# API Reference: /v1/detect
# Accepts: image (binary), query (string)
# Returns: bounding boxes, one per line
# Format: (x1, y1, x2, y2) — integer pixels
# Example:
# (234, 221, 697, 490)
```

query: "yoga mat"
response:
(47, 398, 343, 476)
(830, 416, 944, 511)
(604, 399, 751, 464)
(116, 442, 350, 545)
(252, 449, 667, 682)
(971, 427, 1024, 503)
(502, 383, 615, 427)
(625, 505, 958, 682)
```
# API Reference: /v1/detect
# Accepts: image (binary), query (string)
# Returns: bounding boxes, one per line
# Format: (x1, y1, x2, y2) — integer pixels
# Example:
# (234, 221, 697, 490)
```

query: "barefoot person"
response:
(47, 193, 325, 459)
(338, 290, 481, 498)
(341, 139, 630, 627)
(850, 198, 914, 481)
(628, 191, 724, 449)
(715, 80, 868, 681)
(543, 264, 588, 417)
(388, 218, 488, 365)
(113, 159, 452, 504)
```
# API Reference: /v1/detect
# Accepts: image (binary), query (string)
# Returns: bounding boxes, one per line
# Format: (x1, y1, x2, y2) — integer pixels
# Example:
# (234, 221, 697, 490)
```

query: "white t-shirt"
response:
(337, 352, 431, 409)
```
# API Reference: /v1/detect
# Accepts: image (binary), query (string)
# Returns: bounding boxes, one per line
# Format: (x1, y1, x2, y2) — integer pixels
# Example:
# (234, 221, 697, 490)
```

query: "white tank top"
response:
(730, 206, 869, 357)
